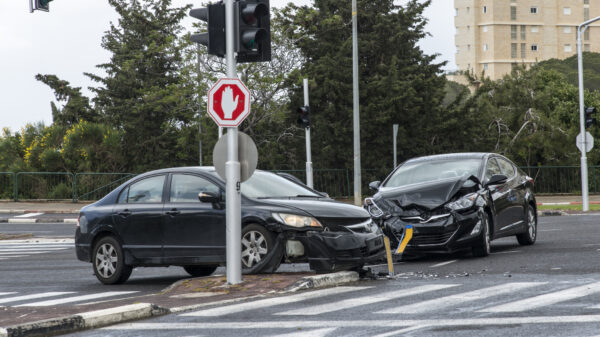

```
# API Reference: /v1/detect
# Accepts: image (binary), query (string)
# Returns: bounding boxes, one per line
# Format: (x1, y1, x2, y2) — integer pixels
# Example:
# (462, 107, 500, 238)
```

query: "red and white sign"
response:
(207, 78, 251, 127)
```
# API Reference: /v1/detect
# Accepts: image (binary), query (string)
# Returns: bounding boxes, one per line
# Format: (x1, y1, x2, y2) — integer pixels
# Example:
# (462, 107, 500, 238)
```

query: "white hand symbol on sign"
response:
(221, 87, 239, 119)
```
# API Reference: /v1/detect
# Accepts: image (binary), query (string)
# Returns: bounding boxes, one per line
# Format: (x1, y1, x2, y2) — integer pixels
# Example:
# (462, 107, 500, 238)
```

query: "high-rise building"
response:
(455, 0, 600, 80)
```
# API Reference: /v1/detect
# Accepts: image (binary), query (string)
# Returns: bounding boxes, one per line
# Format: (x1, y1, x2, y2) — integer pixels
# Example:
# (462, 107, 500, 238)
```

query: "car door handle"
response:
(118, 210, 131, 217)
(166, 209, 180, 216)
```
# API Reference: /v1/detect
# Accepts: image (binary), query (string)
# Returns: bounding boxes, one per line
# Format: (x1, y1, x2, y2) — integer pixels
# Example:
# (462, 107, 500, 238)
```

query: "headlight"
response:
(273, 213, 322, 228)
(364, 197, 384, 218)
(446, 193, 478, 211)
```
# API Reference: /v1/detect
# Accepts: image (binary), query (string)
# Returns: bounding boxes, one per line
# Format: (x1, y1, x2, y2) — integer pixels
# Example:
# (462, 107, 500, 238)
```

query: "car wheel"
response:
(183, 265, 218, 277)
(241, 224, 283, 274)
(516, 204, 537, 245)
(92, 236, 132, 285)
(472, 213, 491, 257)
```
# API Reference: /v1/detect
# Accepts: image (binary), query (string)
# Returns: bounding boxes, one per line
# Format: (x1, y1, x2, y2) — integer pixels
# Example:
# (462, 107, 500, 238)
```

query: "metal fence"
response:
(2, 166, 600, 202)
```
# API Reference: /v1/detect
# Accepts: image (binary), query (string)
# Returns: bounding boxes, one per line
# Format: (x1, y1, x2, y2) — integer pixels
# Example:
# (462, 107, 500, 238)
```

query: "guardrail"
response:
(1, 166, 600, 202)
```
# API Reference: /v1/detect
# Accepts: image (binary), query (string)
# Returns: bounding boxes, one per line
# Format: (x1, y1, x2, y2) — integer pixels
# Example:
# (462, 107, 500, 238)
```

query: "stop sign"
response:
(207, 78, 251, 127)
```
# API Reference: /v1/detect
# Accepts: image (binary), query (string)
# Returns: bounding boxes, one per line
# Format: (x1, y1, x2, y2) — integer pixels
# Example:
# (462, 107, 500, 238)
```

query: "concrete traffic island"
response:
(0, 271, 361, 337)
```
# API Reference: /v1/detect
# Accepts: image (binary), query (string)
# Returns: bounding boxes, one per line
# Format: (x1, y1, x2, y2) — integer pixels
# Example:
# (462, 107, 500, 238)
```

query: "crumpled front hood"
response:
(375, 176, 479, 212)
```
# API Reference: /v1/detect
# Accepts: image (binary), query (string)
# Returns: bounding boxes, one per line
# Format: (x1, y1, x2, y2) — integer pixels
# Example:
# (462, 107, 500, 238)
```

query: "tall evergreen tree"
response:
(35, 74, 97, 127)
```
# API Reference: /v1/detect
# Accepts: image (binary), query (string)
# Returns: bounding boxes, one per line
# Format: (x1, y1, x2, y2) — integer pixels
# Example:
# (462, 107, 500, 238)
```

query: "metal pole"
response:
(304, 78, 313, 188)
(219, 126, 223, 138)
(577, 17, 600, 212)
(393, 124, 398, 168)
(197, 45, 203, 166)
(225, 0, 241, 284)
(352, 0, 361, 206)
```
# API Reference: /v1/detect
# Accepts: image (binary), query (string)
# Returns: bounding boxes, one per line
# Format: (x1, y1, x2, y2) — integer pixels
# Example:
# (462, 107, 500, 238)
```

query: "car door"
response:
(484, 157, 511, 234)
(112, 174, 166, 261)
(162, 173, 226, 263)
(496, 157, 525, 234)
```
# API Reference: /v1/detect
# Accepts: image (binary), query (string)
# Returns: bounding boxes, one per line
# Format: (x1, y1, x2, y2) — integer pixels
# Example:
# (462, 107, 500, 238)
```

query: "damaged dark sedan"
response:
(75, 167, 384, 284)
(365, 153, 537, 258)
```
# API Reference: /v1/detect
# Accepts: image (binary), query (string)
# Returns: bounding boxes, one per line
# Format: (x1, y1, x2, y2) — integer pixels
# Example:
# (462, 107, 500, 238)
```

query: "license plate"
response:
(367, 235, 384, 251)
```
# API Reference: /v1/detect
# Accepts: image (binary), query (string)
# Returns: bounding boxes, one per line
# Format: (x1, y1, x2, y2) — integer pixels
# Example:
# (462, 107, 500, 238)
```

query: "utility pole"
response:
(197, 45, 203, 166)
(577, 17, 600, 212)
(304, 79, 313, 188)
(352, 0, 361, 206)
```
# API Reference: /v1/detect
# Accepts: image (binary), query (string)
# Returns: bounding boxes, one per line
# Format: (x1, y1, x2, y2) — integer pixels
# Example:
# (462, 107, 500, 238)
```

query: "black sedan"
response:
(75, 167, 384, 284)
(365, 153, 537, 257)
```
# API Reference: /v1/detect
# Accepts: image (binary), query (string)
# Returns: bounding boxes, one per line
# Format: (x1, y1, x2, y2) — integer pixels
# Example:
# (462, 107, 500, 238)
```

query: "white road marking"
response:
(378, 282, 544, 314)
(0, 245, 72, 248)
(16, 291, 139, 307)
(481, 282, 600, 313)
(371, 325, 429, 337)
(101, 315, 600, 330)
(181, 286, 370, 317)
(0, 251, 49, 255)
(0, 248, 69, 252)
(0, 292, 74, 305)
(0, 292, 17, 297)
(13, 213, 43, 218)
(429, 260, 457, 268)
(272, 328, 337, 337)
(277, 284, 457, 316)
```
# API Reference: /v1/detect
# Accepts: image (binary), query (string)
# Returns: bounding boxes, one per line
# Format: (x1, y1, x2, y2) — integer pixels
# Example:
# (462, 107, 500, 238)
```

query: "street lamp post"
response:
(577, 17, 600, 212)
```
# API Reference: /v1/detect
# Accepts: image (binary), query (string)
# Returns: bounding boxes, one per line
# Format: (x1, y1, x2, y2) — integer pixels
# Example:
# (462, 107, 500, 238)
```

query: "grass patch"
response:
(538, 204, 600, 211)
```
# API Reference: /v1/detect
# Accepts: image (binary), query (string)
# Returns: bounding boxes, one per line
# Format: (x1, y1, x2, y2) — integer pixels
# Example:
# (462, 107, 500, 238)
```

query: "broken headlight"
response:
(364, 198, 384, 218)
(273, 213, 322, 228)
(445, 193, 478, 211)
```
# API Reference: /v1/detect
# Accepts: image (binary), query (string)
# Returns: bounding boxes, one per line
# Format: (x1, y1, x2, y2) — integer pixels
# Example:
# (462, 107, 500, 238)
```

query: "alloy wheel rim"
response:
(241, 230, 268, 268)
(95, 243, 117, 279)
(528, 207, 536, 239)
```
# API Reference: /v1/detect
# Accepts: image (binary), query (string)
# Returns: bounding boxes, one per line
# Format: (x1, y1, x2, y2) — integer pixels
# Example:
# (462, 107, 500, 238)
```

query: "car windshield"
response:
(383, 159, 482, 188)
(240, 171, 320, 199)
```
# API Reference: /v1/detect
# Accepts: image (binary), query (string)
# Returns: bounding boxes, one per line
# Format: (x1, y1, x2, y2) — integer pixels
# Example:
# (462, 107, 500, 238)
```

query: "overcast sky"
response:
(0, 0, 454, 132)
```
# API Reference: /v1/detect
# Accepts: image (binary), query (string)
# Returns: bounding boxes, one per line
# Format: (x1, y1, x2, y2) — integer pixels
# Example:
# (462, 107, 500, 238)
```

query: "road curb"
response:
(1, 218, 77, 224)
(0, 303, 168, 337)
(283, 271, 360, 293)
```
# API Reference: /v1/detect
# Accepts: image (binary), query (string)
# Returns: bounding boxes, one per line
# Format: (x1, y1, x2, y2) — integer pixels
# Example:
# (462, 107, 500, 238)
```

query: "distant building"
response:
(454, 0, 600, 80)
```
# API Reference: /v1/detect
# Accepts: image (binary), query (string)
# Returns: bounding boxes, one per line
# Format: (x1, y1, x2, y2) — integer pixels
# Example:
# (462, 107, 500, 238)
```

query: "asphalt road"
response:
(59, 214, 600, 337)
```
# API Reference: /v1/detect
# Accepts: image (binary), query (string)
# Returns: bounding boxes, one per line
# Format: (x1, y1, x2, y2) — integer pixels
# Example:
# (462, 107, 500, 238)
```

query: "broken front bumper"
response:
(295, 231, 385, 272)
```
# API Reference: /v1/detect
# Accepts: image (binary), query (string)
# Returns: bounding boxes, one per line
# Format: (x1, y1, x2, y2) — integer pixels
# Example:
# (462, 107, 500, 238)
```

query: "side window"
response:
(170, 174, 220, 203)
(117, 186, 129, 204)
(485, 159, 502, 180)
(497, 158, 516, 178)
(127, 175, 165, 203)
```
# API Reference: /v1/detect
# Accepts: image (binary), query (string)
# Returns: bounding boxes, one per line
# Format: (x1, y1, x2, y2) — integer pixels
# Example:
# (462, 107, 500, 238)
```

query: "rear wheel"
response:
(92, 236, 132, 285)
(241, 224, 283, 274)
(183, 265, 218, 277)
(472, 214, 491, 257)
(517, 204, 537, 245)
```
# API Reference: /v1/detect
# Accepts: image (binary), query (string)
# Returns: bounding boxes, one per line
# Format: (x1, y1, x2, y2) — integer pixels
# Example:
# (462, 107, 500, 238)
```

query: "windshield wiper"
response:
(294, 194, 322, 198)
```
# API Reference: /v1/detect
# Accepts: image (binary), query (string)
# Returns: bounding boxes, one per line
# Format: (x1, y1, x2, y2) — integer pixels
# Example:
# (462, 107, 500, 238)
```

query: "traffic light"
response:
(32, 0, 52, 12)
(189, 3, 226, 57)
(585, 107, 597, 129)
(297, 106, 310, 129)
(235, 0, 271, 63)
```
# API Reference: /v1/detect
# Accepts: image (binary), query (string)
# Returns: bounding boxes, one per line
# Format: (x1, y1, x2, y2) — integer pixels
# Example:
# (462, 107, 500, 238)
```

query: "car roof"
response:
(405, 152, 491, 164)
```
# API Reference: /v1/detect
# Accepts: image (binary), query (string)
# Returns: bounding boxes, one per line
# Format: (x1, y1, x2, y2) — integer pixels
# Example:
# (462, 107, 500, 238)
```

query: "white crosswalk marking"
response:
(277, 284, 458, 316)
(16, 291, 139, 307)
(272, 328, 338, 337)
(378, 282, 545, 314)
(182, 286, 370, 317)
(0, 292, 17, 296)
(0, 292, 74, 305)
(13, 212, 44, 218)
(0, 242, 71, 260)
(480, 282, 600, 313)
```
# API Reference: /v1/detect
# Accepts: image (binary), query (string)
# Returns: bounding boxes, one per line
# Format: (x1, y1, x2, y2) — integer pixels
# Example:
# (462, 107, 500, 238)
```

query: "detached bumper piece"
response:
(298, 231, 385, 273)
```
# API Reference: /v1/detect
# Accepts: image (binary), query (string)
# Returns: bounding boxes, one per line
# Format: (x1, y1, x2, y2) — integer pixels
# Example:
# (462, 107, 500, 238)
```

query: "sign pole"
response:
(352, 0, 362, 206)
(225, 0, 242, 284)
(393, 124, 398, 168)
(303, 79, 313, 188)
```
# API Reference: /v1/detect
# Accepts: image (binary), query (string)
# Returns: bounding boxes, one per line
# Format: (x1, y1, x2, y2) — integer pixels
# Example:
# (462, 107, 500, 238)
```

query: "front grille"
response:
(318, 217, 370, 231)
(410, 230, 455, 246)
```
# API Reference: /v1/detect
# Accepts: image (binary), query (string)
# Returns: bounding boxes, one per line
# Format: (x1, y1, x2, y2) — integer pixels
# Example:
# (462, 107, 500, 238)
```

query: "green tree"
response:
(279, 0, 447, 177)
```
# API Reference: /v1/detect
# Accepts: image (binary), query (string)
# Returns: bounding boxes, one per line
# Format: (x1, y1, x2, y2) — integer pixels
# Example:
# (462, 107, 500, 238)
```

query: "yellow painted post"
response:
(383, 236, 394, 276)
(396, 225, 414, 254)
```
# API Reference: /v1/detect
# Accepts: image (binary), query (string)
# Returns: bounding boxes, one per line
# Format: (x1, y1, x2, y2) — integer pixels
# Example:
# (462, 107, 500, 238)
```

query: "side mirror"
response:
(198, 191, 220, 203)
(369, 181, 381, 191)
(485, 174, 507, 187)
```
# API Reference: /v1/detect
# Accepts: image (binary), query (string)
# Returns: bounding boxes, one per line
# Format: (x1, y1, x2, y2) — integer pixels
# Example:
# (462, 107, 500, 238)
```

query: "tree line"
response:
(1, 0, 600, 182)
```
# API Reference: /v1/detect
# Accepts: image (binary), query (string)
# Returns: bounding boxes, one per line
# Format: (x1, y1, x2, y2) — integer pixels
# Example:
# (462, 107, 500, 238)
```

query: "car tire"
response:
(241, 224, 283, 274)
(92, 236, 132, 285)
(183, 265, 218, 277)
(472, 213, 491, 257)
(516, 204, 537, 245)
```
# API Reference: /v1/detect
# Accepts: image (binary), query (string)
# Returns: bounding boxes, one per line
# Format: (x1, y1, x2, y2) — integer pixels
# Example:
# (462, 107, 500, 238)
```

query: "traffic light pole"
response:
(303, 79, 313, 188)
(225, 0, 242, 284)
(352, 0, 362, 206)
(577, 17, 600, 212)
